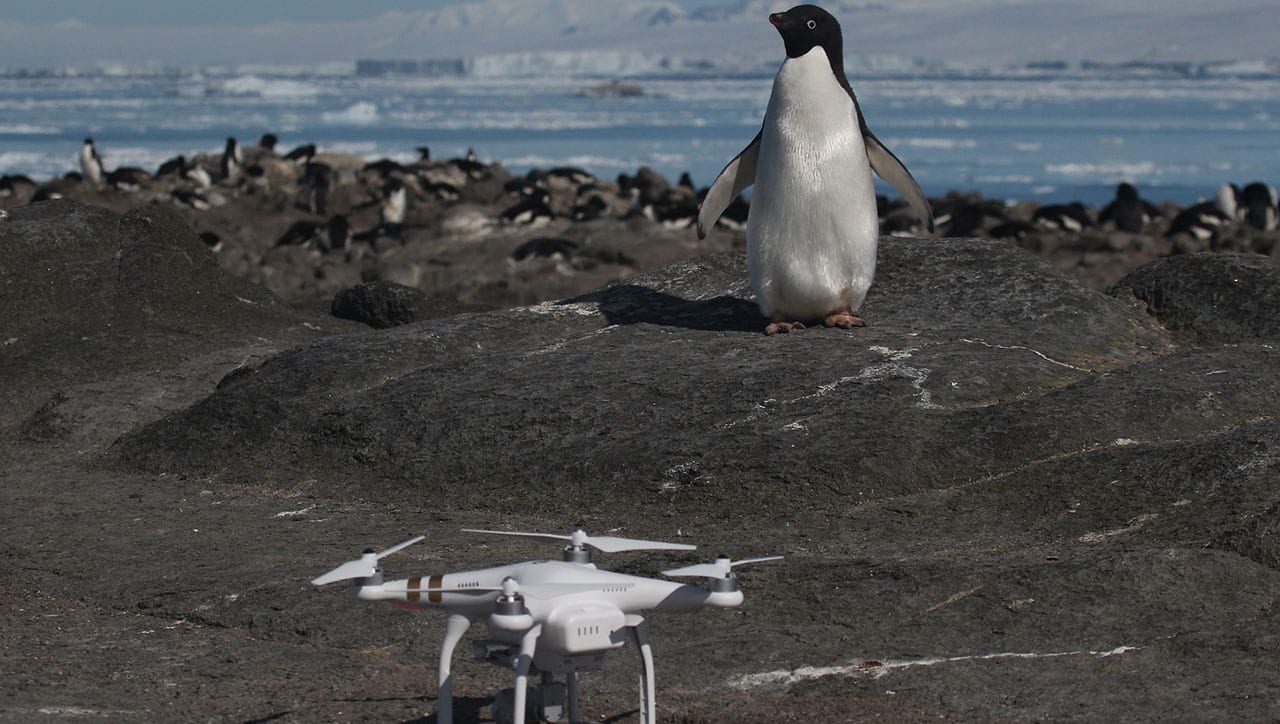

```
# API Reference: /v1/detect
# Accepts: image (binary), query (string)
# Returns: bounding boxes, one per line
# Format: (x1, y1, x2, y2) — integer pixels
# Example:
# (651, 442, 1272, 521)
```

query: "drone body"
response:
(312, 528, 778, 724)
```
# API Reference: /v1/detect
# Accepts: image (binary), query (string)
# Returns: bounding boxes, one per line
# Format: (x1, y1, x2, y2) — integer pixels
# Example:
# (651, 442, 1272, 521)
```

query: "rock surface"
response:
(4, 201, 1280, 722)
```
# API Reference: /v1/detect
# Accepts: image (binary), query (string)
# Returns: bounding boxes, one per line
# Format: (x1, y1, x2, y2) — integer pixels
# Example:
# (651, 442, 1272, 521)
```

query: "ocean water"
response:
(1, 71, 1278, 207)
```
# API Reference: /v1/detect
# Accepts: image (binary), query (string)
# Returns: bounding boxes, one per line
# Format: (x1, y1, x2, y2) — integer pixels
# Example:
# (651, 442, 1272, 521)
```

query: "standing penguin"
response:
(220, 137, 242, 184)
(697, 4, 931, 334)
(80, 138, 105, 187)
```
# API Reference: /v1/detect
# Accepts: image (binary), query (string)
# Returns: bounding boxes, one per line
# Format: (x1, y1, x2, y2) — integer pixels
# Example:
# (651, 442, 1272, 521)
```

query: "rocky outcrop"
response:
(0, 200, 350, 441)
(5, 199, 1280, 721)
(1110, 251, 1280, 344)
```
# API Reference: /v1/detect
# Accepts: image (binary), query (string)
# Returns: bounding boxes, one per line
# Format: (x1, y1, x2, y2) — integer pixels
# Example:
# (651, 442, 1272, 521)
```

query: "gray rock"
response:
(6, 203, 1280, 721)
(0, 200, 348, 437)
(330, 280, 486, 328)
(1110, 252, 1280, 344)
(117, 237, 1197, 511)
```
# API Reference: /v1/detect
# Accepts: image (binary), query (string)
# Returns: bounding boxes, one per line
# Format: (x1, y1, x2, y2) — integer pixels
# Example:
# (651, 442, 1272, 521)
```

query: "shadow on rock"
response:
(564, 283, 762, 332)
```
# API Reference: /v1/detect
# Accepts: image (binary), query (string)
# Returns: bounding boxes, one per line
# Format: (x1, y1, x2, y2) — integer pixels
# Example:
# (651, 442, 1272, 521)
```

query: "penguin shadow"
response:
(562, 284, 762, 332)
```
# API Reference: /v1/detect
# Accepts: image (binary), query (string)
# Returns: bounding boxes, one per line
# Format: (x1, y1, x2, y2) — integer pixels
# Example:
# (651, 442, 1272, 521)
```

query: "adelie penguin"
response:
(697, 4, 932, 334)
(220, 137, 242, 184)
(80, 138, 105, 187)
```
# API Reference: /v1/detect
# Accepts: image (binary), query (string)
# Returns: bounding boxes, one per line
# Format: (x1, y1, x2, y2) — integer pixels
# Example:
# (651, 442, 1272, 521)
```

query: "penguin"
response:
(80, 138, 104, 187)
(571, 192, 610, 221)
(380, 179, 407, 227)
(302, 162, 332, 215)
(283, 143, 317, 163)
(1238, 181, 1278, 232)
(325, 214, 351, 254)
(275, 219, 325, 247)
(155, 155, 187, 179)
(1098, 182, 1158, 233)
(1032, 202, 1092, 232)
(696, 4, 932, 334)
(183, 159, 213, 190)
(105, 166, 151, 191)
(0, 174, 36, 199)
(500, 189, 553, 226)
(1166, 184, 1237, 241)
(220, 137, 242, 184)
(511, 237, 579, 262)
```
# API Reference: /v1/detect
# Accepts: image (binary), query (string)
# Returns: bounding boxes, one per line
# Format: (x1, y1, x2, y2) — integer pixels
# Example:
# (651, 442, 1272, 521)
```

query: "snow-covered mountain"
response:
(1, 0, 1276, 76)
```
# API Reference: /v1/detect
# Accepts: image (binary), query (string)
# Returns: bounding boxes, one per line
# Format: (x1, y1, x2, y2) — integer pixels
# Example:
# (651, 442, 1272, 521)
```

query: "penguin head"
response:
(769, 4, 842, 60)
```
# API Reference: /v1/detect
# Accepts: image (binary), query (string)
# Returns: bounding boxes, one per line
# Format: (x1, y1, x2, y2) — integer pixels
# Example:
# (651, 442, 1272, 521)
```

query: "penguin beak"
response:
(769, 12, 786, 28)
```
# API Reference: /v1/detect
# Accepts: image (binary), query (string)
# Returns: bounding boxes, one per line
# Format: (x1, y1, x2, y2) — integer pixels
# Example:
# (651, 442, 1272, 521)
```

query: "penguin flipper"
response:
(863, 130, 934, 233)
(696, 131, 761, 239)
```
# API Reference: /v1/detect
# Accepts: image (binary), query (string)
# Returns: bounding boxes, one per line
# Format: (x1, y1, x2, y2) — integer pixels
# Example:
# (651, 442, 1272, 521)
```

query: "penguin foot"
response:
(765, 320, 805, 335)
(823, 312, 866, 329)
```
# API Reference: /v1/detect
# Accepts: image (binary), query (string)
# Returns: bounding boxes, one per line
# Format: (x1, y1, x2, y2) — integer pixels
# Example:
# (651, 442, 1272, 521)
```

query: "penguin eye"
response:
(806, 19, 817, 30)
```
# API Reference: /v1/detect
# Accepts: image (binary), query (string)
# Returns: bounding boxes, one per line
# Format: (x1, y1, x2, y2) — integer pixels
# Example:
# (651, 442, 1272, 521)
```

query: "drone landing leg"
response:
(566, 669, 580, 723)
(437, 614, 471, 724)
(629, 619, 657, 724)
(512, 624, 542, 724)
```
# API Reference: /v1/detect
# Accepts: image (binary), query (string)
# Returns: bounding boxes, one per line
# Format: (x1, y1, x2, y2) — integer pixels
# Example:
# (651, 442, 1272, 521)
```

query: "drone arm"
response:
(437, 614, 472, 724)
(650, 583, 744, 613)
(512, 624, 542, 724)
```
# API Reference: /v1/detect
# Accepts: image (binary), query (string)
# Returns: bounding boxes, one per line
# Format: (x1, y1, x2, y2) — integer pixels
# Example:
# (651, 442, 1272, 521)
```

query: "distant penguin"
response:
(697, 4, 931, 334)
(511, 237, 579, 262)
(381, 179, 407, 227)
(284, 143, 317, 163)
(183, 159, 213, 190)
(275, 219, 324, 247)
(220, 137, 242, 184)
(1167, 184, 1237, 240)
(1098, 182, 1157, 232)
(1033, 202, 1092, 232)
(198, 231, 222, 253)
(364, 158, 406, 178)
(303, 162, 332, 215)
(500, 189, 553, 226)
(80, 138, 104, 186)
(258, 133, 279, 152)
(325, 214, 351, 254)
(0, 174, 36, 199)
(1238, 181, 1279, 231)
(571, 193, 610, 221)
(155, 155, 187, 178)
(416, 146, 431, 162)
(106, 167, 151, 191)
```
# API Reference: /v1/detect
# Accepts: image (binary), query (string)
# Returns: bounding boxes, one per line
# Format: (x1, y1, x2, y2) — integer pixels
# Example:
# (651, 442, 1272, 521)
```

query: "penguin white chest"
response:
(748, 48, 879, 321)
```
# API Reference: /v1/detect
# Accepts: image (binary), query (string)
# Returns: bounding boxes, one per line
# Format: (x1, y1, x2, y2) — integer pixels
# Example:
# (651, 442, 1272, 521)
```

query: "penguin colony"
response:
(2, 6, 1277, 325)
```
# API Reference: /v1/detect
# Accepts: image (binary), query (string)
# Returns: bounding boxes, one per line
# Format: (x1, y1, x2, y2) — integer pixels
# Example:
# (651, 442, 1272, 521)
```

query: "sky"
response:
(2, 1, 470, 26)
(0, 0, 717, 26)
(0, 1, 1275, 70)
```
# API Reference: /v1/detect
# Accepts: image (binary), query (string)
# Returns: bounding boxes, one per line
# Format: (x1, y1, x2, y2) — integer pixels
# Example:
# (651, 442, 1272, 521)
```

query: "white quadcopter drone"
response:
(311, 527, 779, 724)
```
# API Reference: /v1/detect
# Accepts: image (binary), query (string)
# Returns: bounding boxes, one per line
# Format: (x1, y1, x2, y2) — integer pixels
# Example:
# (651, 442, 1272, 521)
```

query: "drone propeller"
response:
(462, 527, 695, 554)
(663, 555, 783, 579)
(311, 534, 427, 586)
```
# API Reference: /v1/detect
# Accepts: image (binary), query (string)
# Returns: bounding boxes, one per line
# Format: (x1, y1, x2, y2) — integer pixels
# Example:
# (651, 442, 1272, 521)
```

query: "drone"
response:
(311, 527, 779, 724)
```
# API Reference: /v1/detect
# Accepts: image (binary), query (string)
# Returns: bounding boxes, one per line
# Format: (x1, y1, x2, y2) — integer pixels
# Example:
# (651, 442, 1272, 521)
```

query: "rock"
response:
(0, 200, 347, 431)
(7, 200, 1280, 721)
(330, 280, 487, 328)
(1109, 252, 1280, 344)
(118, 237, 1195, 507)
